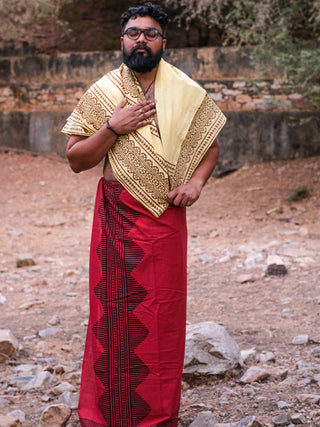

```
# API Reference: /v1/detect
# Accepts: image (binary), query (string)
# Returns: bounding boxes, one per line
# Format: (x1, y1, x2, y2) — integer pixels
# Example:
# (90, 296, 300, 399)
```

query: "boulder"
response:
(40, 404, 72, 427)
(183, 321, 243, 381)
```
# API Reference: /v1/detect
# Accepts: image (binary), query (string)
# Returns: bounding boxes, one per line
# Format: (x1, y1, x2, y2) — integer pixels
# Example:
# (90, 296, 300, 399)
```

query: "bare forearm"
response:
(167, 139, 219, 207)
(189, 138, 219, 188)
(66, 125, 117, 173)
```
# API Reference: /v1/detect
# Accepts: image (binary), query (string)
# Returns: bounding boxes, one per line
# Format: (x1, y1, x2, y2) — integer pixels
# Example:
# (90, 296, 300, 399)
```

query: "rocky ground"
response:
(0, 149, 320, 426)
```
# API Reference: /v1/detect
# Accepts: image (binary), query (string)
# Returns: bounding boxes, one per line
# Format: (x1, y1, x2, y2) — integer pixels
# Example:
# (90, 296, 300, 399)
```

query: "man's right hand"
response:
(109, 98, 156, 135)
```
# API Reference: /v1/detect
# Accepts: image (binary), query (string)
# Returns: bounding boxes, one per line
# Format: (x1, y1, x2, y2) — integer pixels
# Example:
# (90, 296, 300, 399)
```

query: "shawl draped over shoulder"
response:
(62, 59, 226, 217)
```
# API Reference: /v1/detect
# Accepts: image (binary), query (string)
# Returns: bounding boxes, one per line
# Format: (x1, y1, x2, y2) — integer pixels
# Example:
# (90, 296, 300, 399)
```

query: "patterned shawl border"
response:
(61, 109, 93, 137)
(110, 136, 169, 218)
(172, 94, 227, 188)
(61, 83, 113, 137)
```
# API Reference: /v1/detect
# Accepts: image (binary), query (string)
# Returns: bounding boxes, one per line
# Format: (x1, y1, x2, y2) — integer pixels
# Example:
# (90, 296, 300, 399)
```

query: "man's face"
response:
(121, 15, 167, 73)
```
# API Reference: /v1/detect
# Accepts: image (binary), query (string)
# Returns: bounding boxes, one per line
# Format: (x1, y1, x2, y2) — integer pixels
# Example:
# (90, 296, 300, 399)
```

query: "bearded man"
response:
(62, 3, 226, 426)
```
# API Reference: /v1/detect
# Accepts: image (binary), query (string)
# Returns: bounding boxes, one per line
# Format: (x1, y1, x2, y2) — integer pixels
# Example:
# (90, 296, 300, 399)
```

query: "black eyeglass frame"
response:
(122, 27, 164, 41)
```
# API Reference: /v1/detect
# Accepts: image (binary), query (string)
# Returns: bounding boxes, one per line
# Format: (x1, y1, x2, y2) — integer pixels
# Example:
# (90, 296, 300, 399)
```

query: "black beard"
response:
(122, 44, 163, 73)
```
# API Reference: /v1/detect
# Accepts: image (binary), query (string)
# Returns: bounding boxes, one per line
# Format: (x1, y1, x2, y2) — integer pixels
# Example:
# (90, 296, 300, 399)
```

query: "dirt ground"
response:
(0, 149, 320, 426)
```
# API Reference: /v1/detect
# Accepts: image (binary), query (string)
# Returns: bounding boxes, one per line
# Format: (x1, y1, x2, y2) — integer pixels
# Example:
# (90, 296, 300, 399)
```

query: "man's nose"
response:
(137, 31, 147, 42)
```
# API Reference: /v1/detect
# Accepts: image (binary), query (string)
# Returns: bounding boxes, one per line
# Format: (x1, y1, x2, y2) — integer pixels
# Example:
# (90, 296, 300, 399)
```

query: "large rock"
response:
(183, 321, 243, 381)
(40, 404, 72, 427)
(0, 329, 18, 363)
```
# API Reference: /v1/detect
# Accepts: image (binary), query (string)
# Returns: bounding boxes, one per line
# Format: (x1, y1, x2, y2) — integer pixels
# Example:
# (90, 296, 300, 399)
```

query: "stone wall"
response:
(1, 42, 319, 172)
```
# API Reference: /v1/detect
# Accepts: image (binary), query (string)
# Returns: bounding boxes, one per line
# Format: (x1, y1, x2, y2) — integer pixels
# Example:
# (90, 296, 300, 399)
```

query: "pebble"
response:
(0, 415, 22, 427)
(57, 391, 79, 409)
(6, 411, 25, 423)
(292, 334, 309, 345)
(16, 253, 36, 268)
(291, 413, 306, 424)
(239, 366, 270, 384)
(0, 293, 7, 304)
(310, 334, 320, 344)
(311, 346, 320, 357)
(52, 382, 76, 395)
(48, 315, 61, 326)
(38, 327, 59, 338)
(266, 263, 288, 276)
(240, 348, 257, 364)
(242, 384, 257, 396)
(29, 278, 48, 287)
(54, 365, 66, 375)
(237, 274, 257, 284)
(22, 371, 53, 391)
(277, 400, 291, 409)
(272, 413, 291, 426)
(296, 393, 320, 404)
(0, 329, 19, 362)
(19, 300, 45, 310)
(235, 416, 263, 427)
(15, 364, 41, 376)
(9, 375, 35, 388)
(259, 351, 275, 363)
(0, 397, 10, 410)
(189, 411, 218, 426)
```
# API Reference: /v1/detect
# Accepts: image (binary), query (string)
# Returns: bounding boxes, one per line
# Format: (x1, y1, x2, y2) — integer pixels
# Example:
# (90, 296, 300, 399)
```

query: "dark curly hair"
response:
(121, 2, 169, 37)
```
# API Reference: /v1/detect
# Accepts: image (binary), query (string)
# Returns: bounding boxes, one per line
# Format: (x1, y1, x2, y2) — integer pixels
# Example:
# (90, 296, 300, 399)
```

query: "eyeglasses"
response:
(122, 27, 164, 41)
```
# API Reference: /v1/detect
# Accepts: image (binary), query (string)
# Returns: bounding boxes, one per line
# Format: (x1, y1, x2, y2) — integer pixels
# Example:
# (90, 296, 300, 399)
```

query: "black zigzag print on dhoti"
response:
(92, 181, 150, 426)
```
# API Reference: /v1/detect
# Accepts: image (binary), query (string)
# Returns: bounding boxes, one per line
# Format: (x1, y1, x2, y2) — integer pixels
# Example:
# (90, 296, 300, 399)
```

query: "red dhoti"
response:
(78, 179, 187, 427)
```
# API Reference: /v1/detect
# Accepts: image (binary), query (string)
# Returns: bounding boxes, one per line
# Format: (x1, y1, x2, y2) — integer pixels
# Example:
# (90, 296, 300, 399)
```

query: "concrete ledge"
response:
(0, 111, 69, 158)
(218, 111, 320, 173)
(1, 110, 319, 172)
(0, 47, 274, 85)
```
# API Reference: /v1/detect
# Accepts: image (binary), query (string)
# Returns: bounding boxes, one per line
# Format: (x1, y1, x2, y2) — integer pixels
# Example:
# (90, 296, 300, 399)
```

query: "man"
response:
(62, 3, 226, 426)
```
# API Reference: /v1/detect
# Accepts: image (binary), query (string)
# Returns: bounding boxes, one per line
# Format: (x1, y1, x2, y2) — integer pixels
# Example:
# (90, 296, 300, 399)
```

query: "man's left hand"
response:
(167, 180, 203, 208)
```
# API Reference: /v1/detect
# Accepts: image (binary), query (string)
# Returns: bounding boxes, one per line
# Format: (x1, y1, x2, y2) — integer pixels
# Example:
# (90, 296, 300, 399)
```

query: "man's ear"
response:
(162, 38, 167, 50)
(120, 37, 124, 49)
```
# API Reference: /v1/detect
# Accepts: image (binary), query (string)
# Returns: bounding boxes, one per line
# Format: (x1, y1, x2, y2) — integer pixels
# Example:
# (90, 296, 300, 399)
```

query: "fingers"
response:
(167, 185, 200, 208)
(134, 99, 155, 110)
(134, 100, 156, 115)
(118, 98, 128, 108)
(138, 106, 156, 121)
(110, 99, 156, 135)
(167, 189, 185, 207)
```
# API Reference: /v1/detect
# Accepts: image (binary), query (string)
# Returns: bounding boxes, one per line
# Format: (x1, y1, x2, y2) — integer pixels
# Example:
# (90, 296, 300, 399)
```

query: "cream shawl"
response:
(62, 59, 226, 217)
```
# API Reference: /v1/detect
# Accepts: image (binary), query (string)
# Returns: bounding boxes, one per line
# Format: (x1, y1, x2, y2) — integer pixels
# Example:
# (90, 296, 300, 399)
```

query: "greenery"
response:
(1, 0, 319, 105)
(286, 185, 309, 202)
(164, 0, 320, 104)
